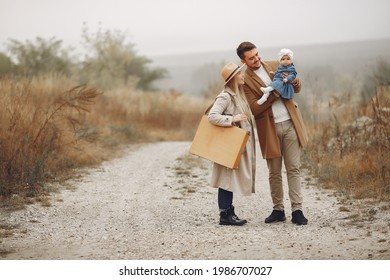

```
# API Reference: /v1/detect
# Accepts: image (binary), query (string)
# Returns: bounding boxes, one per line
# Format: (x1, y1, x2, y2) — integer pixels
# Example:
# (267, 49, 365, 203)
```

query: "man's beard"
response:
(249, 61, 261, 71)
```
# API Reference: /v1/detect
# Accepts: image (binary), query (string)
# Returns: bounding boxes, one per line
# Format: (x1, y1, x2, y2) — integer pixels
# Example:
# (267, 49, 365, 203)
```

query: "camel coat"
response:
(243, 61, 308, 159)
(208, 88, 256, 196)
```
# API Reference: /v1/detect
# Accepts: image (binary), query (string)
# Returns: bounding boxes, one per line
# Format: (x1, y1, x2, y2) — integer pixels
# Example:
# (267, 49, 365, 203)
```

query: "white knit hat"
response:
(278, 48, 293, 62)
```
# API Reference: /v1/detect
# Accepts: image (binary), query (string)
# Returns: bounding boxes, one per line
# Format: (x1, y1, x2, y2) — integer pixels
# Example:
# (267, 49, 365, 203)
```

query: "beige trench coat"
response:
(208, 88, 256, 196)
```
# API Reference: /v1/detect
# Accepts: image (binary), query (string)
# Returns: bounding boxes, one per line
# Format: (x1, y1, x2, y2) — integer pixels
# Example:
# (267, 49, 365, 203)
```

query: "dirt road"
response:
(1, 141, 389, 259)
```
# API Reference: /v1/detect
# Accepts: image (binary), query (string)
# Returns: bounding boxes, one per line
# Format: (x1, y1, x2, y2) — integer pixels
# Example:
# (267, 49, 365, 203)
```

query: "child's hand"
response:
(283, 78, 288, 83)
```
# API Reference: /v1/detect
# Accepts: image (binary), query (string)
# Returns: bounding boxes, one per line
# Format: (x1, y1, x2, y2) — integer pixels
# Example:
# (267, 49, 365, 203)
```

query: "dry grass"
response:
(0, 75, 103, 199)
(89, 88, 206, 143)
(303, 86, 390, 201)
(1, 72, 388, 208)
(0, 74, 206, 206)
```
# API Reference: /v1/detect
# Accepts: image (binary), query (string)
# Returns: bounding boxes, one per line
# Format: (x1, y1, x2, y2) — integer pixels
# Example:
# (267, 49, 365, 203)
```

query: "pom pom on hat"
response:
(278, 48, 293, 62)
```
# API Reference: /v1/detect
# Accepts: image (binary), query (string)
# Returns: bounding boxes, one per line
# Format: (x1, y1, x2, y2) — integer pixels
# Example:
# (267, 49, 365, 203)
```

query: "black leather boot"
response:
(291, 210, 308, 225)
(219, 205, 247, 226)
(264, 210, 286, 223)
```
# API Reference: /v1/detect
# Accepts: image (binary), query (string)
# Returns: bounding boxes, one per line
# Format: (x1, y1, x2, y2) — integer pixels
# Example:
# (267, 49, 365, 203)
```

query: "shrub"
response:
(0, 75, 101, 197)
(304, 86, 390, 200)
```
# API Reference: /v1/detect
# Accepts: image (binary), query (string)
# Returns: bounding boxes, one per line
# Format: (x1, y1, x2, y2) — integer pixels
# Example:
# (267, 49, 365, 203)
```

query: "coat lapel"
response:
(262, 62, 274, 79)
(246, 62, 273, 88)
(246, 68, 265, 87)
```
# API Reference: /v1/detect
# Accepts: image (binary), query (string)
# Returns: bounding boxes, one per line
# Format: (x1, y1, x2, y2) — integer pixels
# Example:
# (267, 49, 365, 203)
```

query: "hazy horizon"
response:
(1, 0, 389, 57)
(150, 36, 390, 58)
(151, 37, 390, 96)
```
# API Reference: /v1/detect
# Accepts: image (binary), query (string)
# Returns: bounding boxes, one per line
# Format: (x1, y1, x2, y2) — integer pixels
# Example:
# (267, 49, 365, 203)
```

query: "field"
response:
(0, 75, 207, 204)
(1, 38, 390, 205)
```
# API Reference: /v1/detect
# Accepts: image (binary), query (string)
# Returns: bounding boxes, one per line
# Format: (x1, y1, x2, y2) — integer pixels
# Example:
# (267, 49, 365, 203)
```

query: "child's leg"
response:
(257, 86, 274, 105)
(261, 86, 273, 94)
(257, 91, 270, 105)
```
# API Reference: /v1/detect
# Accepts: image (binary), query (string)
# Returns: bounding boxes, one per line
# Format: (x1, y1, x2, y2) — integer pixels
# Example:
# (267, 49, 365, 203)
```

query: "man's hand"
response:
(290, 77, 300, 85)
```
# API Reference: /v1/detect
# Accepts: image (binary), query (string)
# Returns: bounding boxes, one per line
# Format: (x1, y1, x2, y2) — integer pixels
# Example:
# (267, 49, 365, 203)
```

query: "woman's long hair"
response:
(225, 75, 252, 122)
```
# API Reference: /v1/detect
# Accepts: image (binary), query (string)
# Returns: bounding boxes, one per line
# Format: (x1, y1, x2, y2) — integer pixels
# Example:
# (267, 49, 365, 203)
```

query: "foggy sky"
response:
(1, 0, 390, 57)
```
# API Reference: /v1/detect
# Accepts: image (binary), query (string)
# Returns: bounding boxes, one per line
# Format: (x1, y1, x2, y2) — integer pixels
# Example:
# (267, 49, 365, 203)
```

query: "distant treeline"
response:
(152, 38, 390, 102)
(0, 24, 167, 91)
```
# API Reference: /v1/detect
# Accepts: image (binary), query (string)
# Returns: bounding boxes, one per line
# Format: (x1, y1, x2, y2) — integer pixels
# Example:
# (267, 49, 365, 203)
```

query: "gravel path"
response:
(1, 141, 389, 260)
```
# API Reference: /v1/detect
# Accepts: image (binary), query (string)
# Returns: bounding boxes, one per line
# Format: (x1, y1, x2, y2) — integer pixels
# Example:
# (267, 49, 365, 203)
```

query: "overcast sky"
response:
(1, 0, 390, 57)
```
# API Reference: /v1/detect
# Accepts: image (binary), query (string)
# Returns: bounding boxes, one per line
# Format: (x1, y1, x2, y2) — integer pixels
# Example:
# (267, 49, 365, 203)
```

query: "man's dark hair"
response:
(236, 41, 257, 59)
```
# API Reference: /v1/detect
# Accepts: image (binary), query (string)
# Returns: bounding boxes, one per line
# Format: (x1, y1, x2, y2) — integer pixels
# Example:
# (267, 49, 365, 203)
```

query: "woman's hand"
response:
(232, 114, 248, 123)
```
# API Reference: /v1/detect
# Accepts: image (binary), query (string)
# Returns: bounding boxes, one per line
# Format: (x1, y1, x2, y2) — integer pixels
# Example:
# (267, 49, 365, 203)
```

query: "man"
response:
(236, 41, 309, 225)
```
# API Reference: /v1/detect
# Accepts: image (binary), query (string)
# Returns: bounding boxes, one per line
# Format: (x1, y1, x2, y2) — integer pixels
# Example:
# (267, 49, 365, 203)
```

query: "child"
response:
(257, 48, 297, 105)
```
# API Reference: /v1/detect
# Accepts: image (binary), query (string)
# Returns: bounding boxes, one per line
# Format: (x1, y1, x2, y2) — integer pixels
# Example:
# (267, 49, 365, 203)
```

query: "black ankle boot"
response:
(264, 210, 286, 223)
(291, 210, 308, 225)
(219, 205, 247, 226)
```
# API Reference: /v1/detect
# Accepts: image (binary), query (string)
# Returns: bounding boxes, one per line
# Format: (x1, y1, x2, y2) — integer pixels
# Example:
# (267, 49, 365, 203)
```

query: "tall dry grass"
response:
(303, 86, 390, 201)
(90, 88, 206, 144)
(0, 75, 102, 198)
(0, 74, 206, 201)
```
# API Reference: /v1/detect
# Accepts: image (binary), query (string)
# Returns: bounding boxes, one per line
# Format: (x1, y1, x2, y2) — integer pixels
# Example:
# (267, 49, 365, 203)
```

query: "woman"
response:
(208, 62, 256, 226)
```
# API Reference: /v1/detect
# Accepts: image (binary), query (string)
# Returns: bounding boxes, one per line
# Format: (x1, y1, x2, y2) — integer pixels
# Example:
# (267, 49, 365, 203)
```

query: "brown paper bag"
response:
(189, 115, 249, 169)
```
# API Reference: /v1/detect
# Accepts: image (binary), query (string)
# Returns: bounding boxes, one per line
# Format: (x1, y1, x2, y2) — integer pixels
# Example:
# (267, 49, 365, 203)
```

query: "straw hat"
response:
(220, 62, 245, 85)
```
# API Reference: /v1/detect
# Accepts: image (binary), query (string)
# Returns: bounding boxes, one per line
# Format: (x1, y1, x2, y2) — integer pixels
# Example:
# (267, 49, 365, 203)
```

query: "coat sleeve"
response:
(243, 82, 278, 118)
(290, 66, 301, 93)
(293, 77, 301, 93)
(208, 94, 233, 127)
(286, 65, 297, 82)
(272, 70, 283, 81)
